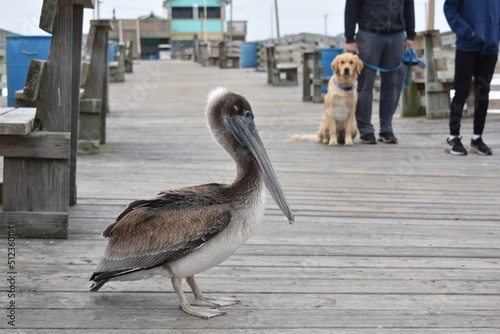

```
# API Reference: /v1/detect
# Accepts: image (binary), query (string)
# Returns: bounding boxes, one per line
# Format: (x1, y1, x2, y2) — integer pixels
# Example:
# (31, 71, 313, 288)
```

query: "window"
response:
(171, 7, 193, 19)
(200, 7, 221, 19)
(171, 6, 221, 19)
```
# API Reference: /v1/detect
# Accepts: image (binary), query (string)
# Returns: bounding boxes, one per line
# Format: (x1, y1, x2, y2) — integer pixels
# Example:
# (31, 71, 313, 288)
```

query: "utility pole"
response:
(274, 0, 280, 38)
(427, 0, 435, 30)
(324, 14, 328, 36)
(204, 0, 208, 42)
(95, 0, 101, 20)
(229, 0, 233, 42)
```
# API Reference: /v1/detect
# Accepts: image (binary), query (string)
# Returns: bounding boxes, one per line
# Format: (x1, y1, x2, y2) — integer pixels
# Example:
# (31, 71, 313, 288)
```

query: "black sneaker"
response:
(470, 137, 492, 156)
(378, 132, 398, 144)
(360, 133, 377, 144)
(445, 136, 467, 155)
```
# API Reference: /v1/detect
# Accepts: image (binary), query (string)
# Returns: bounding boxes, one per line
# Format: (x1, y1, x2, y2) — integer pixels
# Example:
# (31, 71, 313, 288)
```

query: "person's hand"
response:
(405, 39, 413, 51)
(345, 42, 358, 53)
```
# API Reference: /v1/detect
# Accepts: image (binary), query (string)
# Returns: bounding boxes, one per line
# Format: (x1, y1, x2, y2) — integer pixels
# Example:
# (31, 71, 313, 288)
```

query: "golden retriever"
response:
(289, 53, 363, 146)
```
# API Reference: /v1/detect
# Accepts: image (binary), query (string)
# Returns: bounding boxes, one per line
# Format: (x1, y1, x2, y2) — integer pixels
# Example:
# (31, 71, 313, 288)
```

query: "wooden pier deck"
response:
(2, 59, 500, 333)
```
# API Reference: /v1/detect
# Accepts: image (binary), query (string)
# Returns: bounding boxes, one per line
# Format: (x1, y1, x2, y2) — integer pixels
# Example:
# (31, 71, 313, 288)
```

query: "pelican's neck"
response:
(230, 151, 264, 193)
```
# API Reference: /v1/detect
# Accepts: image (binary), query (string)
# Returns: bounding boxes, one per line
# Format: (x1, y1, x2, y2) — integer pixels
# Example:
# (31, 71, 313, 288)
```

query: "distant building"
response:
(167, 0, 225, 40)
(108, 0, 246, 59)
(109, 13, 170, 59)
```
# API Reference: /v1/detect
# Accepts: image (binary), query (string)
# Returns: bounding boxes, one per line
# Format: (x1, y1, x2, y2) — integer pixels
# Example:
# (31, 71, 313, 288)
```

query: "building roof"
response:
(138, 12, 164, 20)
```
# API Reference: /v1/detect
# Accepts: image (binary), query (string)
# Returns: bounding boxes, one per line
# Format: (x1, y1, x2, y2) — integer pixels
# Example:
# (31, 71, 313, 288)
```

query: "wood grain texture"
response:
(0, 211, 67, 238)
(0, 108, 36, 135)
(0, 132, 70, 158)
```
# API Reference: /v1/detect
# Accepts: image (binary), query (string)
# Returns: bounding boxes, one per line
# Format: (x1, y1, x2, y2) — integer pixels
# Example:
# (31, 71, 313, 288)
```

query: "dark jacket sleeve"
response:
(344, 0, 360, 44)
(404, 0, 416, 40)
(444, 0, 474, 40)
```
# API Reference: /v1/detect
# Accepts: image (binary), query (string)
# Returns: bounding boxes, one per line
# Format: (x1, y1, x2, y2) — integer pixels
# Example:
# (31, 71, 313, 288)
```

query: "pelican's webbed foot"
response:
(186, 275, 240, 308)
(171, 277, 227, 319)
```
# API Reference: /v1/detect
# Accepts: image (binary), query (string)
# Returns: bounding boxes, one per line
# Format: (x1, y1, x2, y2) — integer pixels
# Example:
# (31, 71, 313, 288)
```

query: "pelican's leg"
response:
(186, 275, 240, 307)
(171, 277, 226, 319)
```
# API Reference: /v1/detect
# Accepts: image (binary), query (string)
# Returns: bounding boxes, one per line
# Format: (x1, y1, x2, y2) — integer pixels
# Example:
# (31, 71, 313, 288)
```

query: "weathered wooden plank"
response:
(13, 292, 500, 311)
(2, 158, 70, 212)
(39, 0, 59, 34)
(9, 330, 498, 334)
(6, 309, 500, 330)
(14, 262, 500, 283)
(0, 108, 36, 135)
(0, 107, 15, 116)
(37, 0, 73, 132)
(80, 98, 102, 113)
(0, 132, 70, 158)
(23, 59, 46, 101)
(0, 211, 68, 238)
(74, 0, 94, 8)
(15, 238, 500, 258)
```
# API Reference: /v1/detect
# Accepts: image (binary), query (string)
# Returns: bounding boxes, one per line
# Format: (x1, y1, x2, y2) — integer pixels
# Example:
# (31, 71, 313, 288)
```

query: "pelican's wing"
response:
(90, 190, 231, 282)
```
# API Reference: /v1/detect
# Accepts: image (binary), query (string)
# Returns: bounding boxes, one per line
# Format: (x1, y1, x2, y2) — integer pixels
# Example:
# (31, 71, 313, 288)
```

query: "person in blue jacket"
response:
(444, 0, 500, 156)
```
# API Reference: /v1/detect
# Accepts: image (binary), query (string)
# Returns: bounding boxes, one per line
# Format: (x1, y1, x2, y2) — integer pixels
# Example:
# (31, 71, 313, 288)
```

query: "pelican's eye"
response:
(243, 110, 253, 119)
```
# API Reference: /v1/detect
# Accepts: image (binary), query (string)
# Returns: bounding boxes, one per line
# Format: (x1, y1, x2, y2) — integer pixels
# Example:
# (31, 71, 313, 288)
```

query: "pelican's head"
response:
(206, 87, 294, 224)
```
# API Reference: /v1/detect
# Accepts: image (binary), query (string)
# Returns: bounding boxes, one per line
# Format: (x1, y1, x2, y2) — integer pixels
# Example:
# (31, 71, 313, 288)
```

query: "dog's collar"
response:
(333, 80, 354, 91)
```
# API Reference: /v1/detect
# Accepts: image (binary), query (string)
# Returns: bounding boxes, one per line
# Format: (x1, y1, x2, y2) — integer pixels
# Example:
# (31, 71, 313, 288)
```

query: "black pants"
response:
(449, 50, 498, 136)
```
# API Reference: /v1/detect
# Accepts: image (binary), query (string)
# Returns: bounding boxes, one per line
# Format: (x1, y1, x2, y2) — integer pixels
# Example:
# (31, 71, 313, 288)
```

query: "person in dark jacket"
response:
(344, 0, 416, 144)
(444, 0, 500, 156)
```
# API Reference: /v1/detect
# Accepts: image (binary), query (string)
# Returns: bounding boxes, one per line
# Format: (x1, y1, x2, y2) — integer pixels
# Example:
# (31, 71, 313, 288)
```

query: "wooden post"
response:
(70, 2, 84, 205)
(110, 43, 125, 83)
(274, 0, 281, 39)
(423, 30, 450, 118)
(78, 20, 113, 154)
(125, 40, 134, 73)
(312, 52, 323, 103)
(219, 41, 227, 69)
(302, 52, 313, 102)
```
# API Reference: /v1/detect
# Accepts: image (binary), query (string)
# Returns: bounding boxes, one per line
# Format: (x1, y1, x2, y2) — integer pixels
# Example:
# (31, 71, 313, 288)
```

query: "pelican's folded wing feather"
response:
(90, 192, 231, 281)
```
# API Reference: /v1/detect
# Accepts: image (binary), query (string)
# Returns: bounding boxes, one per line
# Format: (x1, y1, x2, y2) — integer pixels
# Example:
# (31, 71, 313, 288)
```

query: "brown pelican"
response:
(89, 87, 294, 318)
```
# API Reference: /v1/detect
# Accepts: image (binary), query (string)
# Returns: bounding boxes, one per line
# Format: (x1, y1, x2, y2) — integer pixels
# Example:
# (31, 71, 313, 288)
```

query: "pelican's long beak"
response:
(228, 112, 295, 224)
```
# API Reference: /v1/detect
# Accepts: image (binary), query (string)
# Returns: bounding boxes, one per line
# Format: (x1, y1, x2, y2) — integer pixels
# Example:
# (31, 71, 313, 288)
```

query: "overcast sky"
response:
(0, 0, 450, 41)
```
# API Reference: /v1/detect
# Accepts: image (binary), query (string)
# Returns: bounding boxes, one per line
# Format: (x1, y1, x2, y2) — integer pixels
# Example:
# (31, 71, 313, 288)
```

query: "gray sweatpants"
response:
(355, 30, 405, 136)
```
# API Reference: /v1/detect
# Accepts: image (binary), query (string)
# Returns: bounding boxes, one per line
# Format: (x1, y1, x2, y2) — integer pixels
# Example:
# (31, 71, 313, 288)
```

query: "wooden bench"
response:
(196, 42, 211, 67)
(402, 30, 474, 119)
(218, 42, 240, 69)
(265, 46, 298, 86)
(0, 0, 93, 238)
(78, 19, 113, 154)
(302, 50, 330, 103)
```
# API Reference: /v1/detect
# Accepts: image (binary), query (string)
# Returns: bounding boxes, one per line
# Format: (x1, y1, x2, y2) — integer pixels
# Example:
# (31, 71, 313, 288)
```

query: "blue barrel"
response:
(319, 48, 344, 92)
(6, 35, 51, 107)
(108, 43, 115, 62)
(241, 42, 258, 68)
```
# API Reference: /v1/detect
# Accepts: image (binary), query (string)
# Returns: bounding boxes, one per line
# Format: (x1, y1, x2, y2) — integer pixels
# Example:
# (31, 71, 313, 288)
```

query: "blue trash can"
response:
(319, 48, 344, 93)
(108, 43, 115, 63)
(241, 42, 258, 68)
(6, 35, 51, 107)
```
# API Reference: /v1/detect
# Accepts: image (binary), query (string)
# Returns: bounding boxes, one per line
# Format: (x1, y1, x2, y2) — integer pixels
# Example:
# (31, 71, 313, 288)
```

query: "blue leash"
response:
(358, 48, 416, 86)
